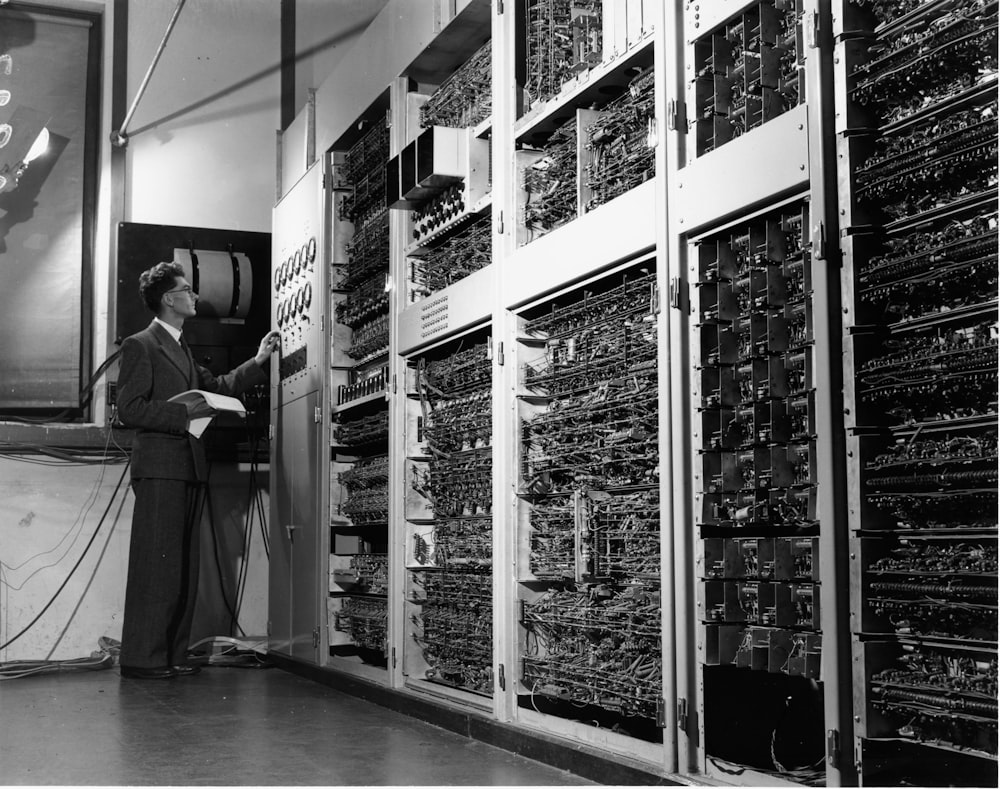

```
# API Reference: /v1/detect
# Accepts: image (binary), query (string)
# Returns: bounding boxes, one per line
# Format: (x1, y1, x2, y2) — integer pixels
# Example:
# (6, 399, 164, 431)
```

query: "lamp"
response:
(23, 126, 48, 163)
(0, 105, 50, 191)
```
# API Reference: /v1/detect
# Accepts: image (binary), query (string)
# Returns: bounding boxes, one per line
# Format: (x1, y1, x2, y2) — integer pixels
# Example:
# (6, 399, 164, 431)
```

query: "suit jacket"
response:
(117, 320, 268, 482)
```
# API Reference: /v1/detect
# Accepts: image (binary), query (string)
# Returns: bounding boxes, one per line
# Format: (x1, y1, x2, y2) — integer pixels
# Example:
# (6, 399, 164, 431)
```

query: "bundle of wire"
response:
(186, 635, 270, 668)
(0, 641, 116, 680)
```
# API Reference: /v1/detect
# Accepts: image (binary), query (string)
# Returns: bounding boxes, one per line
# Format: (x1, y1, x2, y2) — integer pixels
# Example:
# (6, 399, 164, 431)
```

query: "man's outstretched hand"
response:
(255, 331, 281, 366)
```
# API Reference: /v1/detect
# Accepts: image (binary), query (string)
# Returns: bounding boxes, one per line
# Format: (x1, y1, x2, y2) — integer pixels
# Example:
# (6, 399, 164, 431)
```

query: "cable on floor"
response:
(186, 635, 272, 668)
(0, 638, 117, 681)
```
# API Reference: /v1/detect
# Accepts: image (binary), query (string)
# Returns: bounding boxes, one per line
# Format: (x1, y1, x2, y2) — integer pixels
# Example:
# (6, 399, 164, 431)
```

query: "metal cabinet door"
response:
(269, 391, 323, 662)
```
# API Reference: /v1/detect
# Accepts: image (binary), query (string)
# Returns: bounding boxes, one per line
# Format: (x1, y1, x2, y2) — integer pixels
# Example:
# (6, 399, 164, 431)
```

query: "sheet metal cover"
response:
(173, 248, 253, 320)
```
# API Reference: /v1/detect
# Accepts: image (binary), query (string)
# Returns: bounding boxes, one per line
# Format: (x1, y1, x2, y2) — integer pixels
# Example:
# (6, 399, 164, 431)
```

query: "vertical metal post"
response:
(388, 76, 410, 691)
(280, 0, 296, 131)
(661, 0, 693, 776)
(492, 0, 518, 724)
(656, 0, 683, 775)
(806, 0, 856, 784)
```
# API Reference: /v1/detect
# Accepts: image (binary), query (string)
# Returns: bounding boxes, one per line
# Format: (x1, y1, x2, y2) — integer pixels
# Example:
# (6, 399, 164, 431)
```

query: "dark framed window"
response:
(0, 3, 101, 416)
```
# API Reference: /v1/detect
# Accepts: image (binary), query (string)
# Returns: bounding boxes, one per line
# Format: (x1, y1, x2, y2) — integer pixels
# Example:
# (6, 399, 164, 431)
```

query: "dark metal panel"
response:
(280, 0, 295, 131)
(115, 222, 272, 358)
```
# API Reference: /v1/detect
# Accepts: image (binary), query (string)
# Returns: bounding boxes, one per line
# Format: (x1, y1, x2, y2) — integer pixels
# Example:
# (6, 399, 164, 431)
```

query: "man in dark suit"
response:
(116, 261, 279, 679)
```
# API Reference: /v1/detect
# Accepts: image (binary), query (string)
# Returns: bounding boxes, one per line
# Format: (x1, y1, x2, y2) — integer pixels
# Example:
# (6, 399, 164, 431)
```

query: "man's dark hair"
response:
(138, 261, 185, 314)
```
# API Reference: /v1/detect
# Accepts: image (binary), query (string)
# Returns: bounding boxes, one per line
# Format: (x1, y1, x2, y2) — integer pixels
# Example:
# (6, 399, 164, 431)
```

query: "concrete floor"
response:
(0, 665, 594, 786)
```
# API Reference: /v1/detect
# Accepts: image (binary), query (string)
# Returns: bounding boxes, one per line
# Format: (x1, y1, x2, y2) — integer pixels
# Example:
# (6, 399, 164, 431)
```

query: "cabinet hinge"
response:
(393, 373, 398, 394)
(813, 221, 827, 260)
(319, 314, 325, 333)
(496, 341, 504, 366)
(268, 424, 275, 441)
(312, 626, 320, 648)
(667, 99, 686, 132)
(314, 406, 322, 424)
(496, 210, 504, 235)
(498, 663, 506, 690)
(806, 11, 820, 48)
(497, 0, 503, 14)
(827, 729, 841, 766)
(650, 283, 661, 315)
(672, 697, 685, 731)
(384, 108, 392, 128)
(392, 647, 397, 669)
(669, 276, 689, 312)
(652, 697, 668, 729)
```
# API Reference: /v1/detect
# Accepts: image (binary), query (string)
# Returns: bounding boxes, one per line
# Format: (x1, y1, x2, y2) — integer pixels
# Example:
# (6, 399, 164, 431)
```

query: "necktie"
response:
(179, 334, 195, 385)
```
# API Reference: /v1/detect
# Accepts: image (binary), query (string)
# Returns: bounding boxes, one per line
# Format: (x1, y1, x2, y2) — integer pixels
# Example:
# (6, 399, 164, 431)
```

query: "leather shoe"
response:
(171, 664, 201, 676)
(120, 665, 177, 680)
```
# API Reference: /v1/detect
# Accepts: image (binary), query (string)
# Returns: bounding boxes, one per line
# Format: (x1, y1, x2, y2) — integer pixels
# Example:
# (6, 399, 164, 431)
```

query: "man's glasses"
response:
(166, 285, 197, 296)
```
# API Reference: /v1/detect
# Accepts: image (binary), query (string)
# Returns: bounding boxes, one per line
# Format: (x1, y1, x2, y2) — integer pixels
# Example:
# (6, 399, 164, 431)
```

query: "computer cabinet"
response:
(668, 1, 856, 783)
(325, 97, 394, 682)
(269, 160, 329, 665)
(833, 0, 998, 784)
(269, 0, 997, 784)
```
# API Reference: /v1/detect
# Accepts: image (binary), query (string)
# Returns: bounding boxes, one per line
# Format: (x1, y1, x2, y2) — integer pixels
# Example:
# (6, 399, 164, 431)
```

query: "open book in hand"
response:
(168, 389, 247, 438)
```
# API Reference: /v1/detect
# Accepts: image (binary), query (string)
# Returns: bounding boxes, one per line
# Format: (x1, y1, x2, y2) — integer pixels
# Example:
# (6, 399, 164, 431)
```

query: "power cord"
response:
(0, 637, 118, 680)
(203, 468, 246, 638)
(186, 635, 271, 669)
(233, 430, 270, 626)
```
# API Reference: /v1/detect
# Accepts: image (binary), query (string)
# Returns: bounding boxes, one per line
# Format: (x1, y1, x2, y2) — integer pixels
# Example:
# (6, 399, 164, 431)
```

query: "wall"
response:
(0, 457, 132, 660)
(124, 0, 281, 230)
(293, 0, 390, 114)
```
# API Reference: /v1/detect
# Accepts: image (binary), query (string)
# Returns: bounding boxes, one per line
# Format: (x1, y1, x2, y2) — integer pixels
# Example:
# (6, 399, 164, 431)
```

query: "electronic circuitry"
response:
(843, 0, 999, 780)
(328, 120, 393, 661)
(407, 337, 494, 694)
(267, 0, 997, 781)
(517, 265, 663, 738)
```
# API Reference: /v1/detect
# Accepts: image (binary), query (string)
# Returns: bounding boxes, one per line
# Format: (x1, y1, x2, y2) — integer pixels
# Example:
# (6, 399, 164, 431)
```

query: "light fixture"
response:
(23, 127, 49, 163)
(8, 127, 50, 187)
(0, 105, 50, 191)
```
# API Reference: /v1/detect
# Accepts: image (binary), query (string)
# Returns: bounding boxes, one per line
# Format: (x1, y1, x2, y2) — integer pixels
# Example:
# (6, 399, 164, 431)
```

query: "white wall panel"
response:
(125, 0, 280, 231)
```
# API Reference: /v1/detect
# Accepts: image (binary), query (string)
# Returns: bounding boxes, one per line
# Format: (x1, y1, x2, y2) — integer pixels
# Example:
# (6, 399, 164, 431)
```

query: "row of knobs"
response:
(275, 236, 317, 290)
(276, 282, 312, 327)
